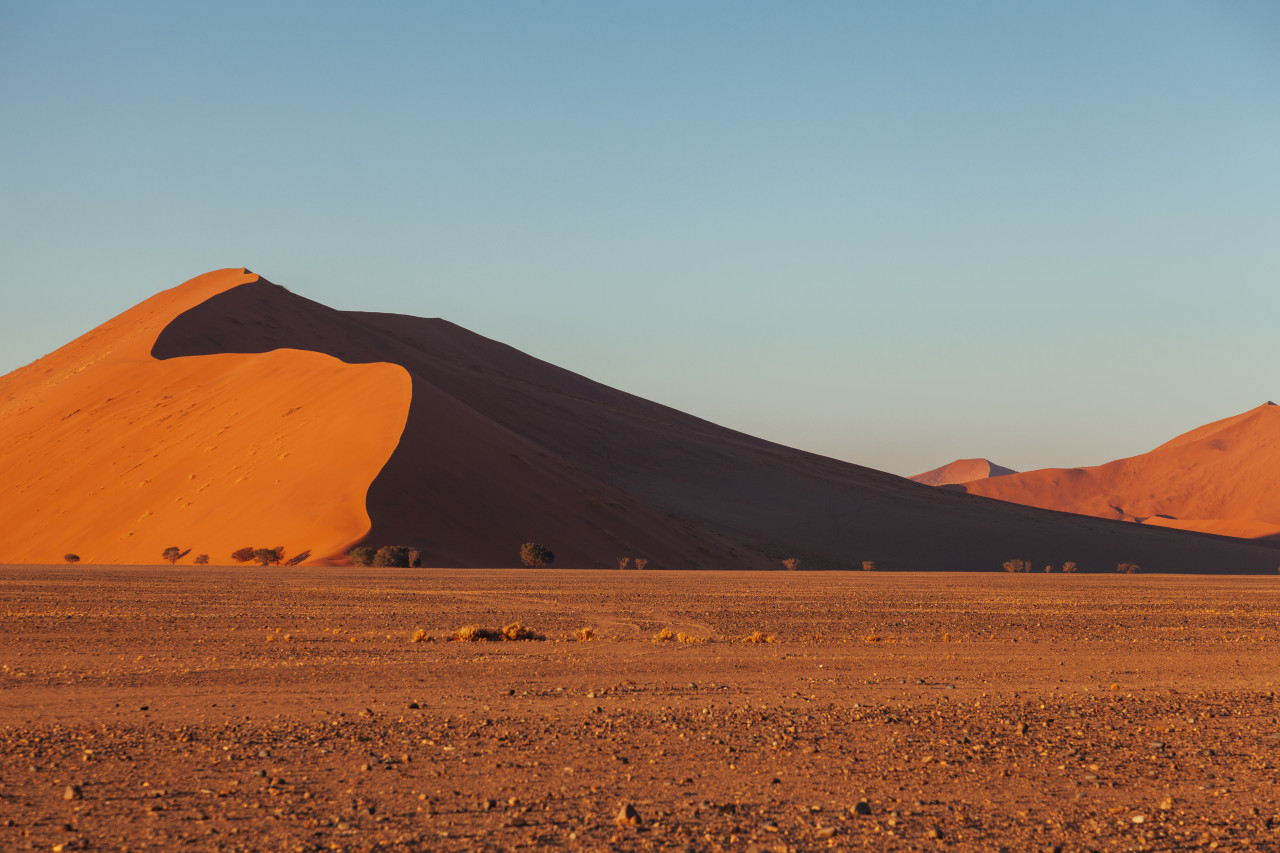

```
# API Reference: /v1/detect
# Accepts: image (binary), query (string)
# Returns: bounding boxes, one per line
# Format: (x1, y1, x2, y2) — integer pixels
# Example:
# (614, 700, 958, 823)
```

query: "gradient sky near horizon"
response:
(2, 1, 1277, 476)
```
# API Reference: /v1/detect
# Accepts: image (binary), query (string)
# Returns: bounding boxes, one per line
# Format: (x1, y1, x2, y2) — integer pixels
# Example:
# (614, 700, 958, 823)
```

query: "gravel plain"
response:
(3, 566, 1280, 851)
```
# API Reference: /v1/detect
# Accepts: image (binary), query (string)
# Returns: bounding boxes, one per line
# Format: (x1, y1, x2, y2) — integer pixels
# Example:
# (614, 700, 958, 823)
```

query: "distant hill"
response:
(911, 458, 1017, 487)
(959, 403, 1280, 540)
(3, 268, 1279, 572)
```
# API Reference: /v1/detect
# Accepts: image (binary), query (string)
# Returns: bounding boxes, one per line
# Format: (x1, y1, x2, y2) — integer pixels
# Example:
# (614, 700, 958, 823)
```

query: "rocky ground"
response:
(3, 567, 1280, 851)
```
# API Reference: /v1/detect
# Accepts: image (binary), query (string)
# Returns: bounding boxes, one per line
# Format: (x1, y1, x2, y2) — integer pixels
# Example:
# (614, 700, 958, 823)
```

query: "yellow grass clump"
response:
(449, 623, 545, 642)
(676, 632, 705, 644)
(410, 628, 432, 643)
(743, 630, 776, 643)
(863, 633, 882, 643)
(574, 627, 598, 642)
(654, 627, 675, 642)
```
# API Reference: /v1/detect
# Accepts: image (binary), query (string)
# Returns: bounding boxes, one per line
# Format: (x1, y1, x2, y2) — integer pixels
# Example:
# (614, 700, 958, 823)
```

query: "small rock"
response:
(615, 803, 641, 826)
(814, 826, 837, 839)
(926, 827, 943, 839)
(139, 705, 149, 711)
(258, 749, 271, 758)
(853, 800, 872, 816)
(63, 785, 82, 800)
(1159, 796, 1174, 811)
(407, 702, 419, 709)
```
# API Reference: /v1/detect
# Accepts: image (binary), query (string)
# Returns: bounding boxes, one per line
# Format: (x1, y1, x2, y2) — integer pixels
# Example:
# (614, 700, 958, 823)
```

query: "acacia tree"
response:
(64, 554, 80, 564)
(348, 546, 376, 567)
(162, 547, 182, 565)
(231, 547, 255, 563)
(251, 548, 280, 566)
(520, 542, 554, 568)
(193, 554, 210, 566)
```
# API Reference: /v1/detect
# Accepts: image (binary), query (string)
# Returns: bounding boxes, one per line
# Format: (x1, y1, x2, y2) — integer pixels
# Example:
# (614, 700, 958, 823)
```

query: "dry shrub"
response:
(634, 558, 649, 571)
(410, 628, 430, 643)
(654, 627, 675, 642)
(863, 633, 881, 643)
(502, 622, 544, 641)
(676, 632, 705, 644)
(942, 632, 953, 643)
(574, 627, 598, 642)
(617, 557, 629, 571)
(743, 630, 776, 643)
(450, 625, 505, 642)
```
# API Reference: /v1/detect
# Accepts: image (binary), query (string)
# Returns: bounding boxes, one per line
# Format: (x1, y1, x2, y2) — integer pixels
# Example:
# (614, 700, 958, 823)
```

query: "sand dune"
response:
(959, 402, 1280, 540)
(910, 458, 1016, 486)
(4, 269, 1280, 571)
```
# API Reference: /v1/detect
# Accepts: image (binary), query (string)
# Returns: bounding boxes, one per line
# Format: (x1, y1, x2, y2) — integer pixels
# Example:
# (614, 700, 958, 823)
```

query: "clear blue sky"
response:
(2, 1, 1277, 476)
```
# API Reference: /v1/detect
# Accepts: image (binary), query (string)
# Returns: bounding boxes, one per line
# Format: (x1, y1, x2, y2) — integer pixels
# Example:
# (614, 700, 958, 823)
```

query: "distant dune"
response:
(958, 402, 1280, 541)
(911, 458, 1017, 487)
(3, 269, 1280, 571)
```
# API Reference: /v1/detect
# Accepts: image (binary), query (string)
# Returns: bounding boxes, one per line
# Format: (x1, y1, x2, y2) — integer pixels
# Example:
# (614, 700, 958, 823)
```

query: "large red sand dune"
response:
(958, 402, 1280, 540)
(4, 269, 1280, 571)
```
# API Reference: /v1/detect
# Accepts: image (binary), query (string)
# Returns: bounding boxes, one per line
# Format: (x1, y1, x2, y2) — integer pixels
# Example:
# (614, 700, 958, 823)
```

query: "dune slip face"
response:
(5, 269, 1280, 571)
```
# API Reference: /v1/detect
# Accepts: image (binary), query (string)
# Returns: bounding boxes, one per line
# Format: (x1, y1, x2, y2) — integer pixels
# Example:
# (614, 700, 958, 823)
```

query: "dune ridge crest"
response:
(911, 458, 1016, 487)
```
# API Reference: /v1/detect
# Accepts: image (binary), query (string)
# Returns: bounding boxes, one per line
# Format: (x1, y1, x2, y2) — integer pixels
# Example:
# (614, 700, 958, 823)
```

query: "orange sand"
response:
(4, 270, 1280, 572)
(961, 403, 1280, 540)
(0, 270, 410, 564)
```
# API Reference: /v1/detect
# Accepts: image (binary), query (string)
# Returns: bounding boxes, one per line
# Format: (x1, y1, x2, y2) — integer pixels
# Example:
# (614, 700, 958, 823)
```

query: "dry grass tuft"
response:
(410, 628, 431, 643)
(574, 626, 598, 642)
(862, 633, 882, 643)
(743, 630, 776, 643)
(654, 627, 675, 642)
(450, 625, 505, 642)
(676, 632, 705, 644)
(502, 622, 544, 641)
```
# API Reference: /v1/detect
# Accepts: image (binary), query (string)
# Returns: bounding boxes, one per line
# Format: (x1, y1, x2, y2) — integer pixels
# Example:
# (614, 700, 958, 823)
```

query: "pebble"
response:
(814, 826, 837, 838)
(63, 785, 82, 800)
(853, 800, 872, 815)
(615, 803, 641, 826)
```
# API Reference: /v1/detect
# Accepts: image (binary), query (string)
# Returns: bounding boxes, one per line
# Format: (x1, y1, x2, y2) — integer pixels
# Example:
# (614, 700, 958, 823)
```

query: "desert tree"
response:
(1002, 559, 1031, 573)
(634, 557, 648, 571)
(408, 549, 423, 568)
(373, 545, 412, 568)
(782, 557, 800, 571)
(231, 547, 255, 563)
(251, 548, 280, 566)
(63, 554, 80, 564)
(520, 542, 555, 568)
(193, 554, 210, 566)
(1061, 561, 1078, 573)
(162, 546, 182, 565)
(617, 557, 630, 571)
(1044, 564, 1053, 573)
(861, 560, 877, 571)
(1117, 562, 1142, 574)
(348, 546, 376, 567)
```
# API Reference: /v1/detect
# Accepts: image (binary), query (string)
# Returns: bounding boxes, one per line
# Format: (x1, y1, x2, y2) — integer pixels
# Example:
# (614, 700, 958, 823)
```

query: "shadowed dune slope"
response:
(0, 270, 410, 565)
(959, 403, 1280, 540)
(911, 458, 1017, 487)
(145, 273, 1280, 572)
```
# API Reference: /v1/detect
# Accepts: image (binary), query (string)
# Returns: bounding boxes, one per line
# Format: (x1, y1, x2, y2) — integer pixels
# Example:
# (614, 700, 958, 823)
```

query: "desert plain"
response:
(3, 566, 1280, 852)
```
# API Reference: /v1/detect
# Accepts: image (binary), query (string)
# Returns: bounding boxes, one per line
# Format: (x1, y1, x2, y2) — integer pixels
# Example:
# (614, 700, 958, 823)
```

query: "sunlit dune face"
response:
(0, 269, 411, 565)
